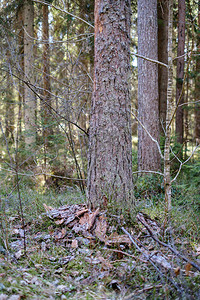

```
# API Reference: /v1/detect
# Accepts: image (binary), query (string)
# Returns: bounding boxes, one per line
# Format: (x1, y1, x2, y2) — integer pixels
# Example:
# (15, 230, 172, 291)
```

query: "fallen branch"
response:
(124, 284, 163, 300)
(137, 213, 200, 272)
(104, 249, 148, 263)
(121, 227, 183, 295)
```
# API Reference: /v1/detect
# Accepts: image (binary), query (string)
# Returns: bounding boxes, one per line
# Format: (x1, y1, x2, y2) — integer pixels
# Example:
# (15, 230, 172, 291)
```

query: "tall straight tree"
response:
(175, 0, 186, 146)
(158, 0, 168, 135)
(195, 1, 200, 140)
(24, 0, 36, 151)
(42, 2, 53, 178)
(87, 0, 133, 208)
(42, 2, 52, 138)
(138, 0, 160, 171)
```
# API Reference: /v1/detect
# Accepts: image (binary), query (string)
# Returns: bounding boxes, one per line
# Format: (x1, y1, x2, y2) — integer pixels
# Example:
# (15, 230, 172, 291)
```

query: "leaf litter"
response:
(0, 203, 199, 299)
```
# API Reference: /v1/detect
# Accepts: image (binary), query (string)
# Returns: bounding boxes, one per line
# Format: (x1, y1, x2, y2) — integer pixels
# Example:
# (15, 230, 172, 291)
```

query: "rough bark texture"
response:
(175, 0, 186, 145)
(16, 4, 24, 137)
(158, 0, 168, 134)
(87, 0, 133, 208)
(24, 0, 36, 150)
(42, 4, 53, 178)
(42, 4, 52, 138)
(138, 0, 161, 171)
(5, 73, 14, 142)
(195, 2, 200, 140)
(164, 0, 173, 212)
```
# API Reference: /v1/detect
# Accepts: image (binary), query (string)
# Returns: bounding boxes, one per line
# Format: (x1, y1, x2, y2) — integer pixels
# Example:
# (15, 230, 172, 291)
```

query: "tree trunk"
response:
(5, 71, 14, 142)
(42, 3, 53, 180)
(158, 0, 168, 135)
(164, 0, 173, 212)
(87, 0, 133, 209)
(175, 0, 186, 146)
(16, 4, 24, 138)
(138, 0, 161, 172)
(195, 2, 200, 140)
(24, 0, 36, 151)
(42, 4, 52, 139)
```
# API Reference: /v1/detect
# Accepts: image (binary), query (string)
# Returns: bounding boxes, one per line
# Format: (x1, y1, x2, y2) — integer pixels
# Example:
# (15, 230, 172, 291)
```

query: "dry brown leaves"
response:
(43, 203, 130, 247)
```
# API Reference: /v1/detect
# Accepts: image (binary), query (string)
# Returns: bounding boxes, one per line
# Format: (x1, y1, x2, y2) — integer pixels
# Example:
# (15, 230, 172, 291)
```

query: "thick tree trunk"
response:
(158, 0, 168, 135)
(87, 0, 133, 209)
(24, 0, 36, 150)
(175, 0, 186, 145)
(195, 2, 200, 140)
(138, 0, 161, 172)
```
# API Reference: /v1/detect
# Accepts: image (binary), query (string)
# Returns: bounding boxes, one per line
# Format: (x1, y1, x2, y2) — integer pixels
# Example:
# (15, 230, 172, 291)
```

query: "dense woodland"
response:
(0, 0, 200, 299)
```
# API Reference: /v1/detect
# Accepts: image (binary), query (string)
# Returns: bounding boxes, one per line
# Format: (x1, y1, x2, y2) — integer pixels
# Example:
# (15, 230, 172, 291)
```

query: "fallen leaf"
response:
(14, 250, 22, 259)
(98, 256, 113, 270)
(12, 229, 19, 235)
(105, 233, 130, 245)
(195, 245, 200, 257)
(95, 215, 108, 242)
(43, 203, 54, 211)
(174, 266, 180, 276)
(185, 263, 191, 276)
(41, 242, 46, 252)
(75, 209, 88, 217)
(71, 239, 78, 248)
(55, 219, 65, 225)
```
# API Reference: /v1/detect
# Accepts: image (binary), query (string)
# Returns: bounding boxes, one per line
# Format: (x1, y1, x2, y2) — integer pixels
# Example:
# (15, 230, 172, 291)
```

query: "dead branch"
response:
(121, 226, 183, 295)
(132, 53, 168, 68)
(124, 284, 163, 300)
(137, 213, 200, 272)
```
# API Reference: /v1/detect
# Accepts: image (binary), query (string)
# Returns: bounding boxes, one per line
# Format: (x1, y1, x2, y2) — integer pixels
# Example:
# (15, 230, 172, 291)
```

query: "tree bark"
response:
(158, 0, 168, 135)
(24, 0, 36, 151)
(195, 1, 200, 140)
(138, 0, 161, 172)
(16, 4, 24, 138)
(42, 3, 52, 139)
(164, 0, 173, 212)
(42, 3, 53, 180)
(87, 0, 133, 209)
(175, 0, 186, 145)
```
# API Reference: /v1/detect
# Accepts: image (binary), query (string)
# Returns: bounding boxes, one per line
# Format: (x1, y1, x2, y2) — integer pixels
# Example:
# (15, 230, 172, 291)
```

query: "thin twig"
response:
(0, 168, 87, 181)
(133, 170, 164, 176)
(1, 68, 89, 137)
(123, 284, 163, 300)
(132, 53, 168, 68)
(167, 50, 193, 131)
(171, 144, 200, 183)
(130, 110, 164, 159)
(33, 0, 94, 28)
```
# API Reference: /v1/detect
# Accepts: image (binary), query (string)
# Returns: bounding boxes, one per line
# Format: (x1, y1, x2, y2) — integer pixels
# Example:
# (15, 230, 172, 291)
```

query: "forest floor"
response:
(0, 187, 200, 299)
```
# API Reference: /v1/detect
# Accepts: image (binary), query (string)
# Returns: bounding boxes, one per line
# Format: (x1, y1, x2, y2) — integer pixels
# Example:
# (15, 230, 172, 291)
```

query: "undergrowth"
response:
(0, 155, 199, 299)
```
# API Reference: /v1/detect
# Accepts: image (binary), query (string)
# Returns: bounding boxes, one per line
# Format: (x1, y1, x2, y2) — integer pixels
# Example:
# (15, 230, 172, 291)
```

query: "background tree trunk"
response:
(87, 0, 133, 209)
(16, 4, 24, 138)
(24, 0, 36, 151)
(195, 1, 200, 140)
(138, 0, 161, 172)
(158, 0, 168, 136)
(42, 3, 53, 180)
(175, 0, 186, 146)
(164, 0, 173, 212)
